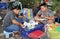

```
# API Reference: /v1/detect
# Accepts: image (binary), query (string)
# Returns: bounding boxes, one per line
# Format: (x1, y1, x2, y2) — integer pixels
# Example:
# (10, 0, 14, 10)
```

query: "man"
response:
(3, 2, 24, 39)
(37, 3, 54, 24)
(36, 3, 54, 39)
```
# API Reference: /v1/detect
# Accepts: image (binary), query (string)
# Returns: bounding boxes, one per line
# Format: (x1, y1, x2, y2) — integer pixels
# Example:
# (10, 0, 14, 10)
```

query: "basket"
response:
(48, 26, 60, 39)
(49, 30, 60, 39)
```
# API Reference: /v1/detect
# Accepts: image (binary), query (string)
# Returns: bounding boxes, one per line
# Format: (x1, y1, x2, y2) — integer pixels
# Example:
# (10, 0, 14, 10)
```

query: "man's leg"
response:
(4, 24, 20, 39)
(10, 24, 20, 39)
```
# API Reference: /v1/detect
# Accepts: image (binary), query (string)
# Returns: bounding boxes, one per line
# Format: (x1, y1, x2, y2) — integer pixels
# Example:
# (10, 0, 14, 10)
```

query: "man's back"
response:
(3, 11, 16, 27)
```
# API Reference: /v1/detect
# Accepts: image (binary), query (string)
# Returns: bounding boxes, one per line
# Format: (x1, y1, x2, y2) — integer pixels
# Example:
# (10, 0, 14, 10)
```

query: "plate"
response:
(37, 18, 46, 20)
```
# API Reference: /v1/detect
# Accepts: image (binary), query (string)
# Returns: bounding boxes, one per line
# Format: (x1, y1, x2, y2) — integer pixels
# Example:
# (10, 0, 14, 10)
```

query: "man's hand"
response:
(45, 16, 54, 20)
(12, 20, 24, 27)
(20, 24, 24, 28)
(39, 20, 44, 23)
(41, 15, 46, 18)
(18, 16, 24, 18)
(41, 15, 54, 20)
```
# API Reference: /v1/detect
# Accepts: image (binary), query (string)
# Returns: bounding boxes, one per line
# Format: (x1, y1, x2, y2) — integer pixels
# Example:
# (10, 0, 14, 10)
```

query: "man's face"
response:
(40, 6, 48, 12)
(13, 9, 20, 14)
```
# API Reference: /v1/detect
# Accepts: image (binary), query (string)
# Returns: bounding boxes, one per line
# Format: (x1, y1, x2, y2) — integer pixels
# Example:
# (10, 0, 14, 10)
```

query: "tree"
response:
(19, 0, 41, 8)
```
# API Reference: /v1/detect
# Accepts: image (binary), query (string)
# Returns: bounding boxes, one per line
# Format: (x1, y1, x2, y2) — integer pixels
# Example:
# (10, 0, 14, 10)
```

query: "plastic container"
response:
(49, 30, 60, 39)
(28, 30, 44, 39)
(48, 25, 60, 39)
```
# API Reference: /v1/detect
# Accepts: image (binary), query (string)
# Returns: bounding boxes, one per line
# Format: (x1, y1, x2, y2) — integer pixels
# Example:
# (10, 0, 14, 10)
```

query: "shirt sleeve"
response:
(48, 11, 54, 16)
(37, 10, 42, 15)
(10, 14, 16, 21)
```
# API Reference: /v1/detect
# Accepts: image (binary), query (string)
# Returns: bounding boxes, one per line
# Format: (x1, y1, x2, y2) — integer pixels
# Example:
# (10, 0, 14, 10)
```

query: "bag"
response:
(55, 16, 60, 23)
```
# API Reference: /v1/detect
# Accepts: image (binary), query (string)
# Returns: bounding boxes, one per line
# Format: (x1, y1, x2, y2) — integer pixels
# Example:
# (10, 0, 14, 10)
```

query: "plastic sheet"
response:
(20, 23, 44, 38)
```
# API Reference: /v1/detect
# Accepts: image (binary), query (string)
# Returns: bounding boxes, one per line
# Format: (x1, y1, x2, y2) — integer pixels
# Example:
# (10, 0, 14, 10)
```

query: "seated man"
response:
(34, 3, 54, 32)
(36, 3, 54, 39)
(37, 3, 54, 24)
(3, 2, 24, 39)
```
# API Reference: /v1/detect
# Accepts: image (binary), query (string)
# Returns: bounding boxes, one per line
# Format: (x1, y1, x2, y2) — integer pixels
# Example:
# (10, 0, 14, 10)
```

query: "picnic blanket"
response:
(20, 21, 44, 38)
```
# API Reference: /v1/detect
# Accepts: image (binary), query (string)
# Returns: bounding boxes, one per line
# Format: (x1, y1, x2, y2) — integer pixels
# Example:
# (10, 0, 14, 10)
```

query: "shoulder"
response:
(38, 10, 41, 12)
(47, 10, 55, 16)
(48, 9, 54, 14)
(48, 9, 53, 13)
(6, 11, 15, 17)
(7, 11, 13, 15)
(9, 11, 15, 16)
(38, 10, 42, 14)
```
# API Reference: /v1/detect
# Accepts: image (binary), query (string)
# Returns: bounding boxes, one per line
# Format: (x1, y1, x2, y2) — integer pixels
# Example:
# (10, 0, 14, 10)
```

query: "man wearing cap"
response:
(3, 2, 23, 39)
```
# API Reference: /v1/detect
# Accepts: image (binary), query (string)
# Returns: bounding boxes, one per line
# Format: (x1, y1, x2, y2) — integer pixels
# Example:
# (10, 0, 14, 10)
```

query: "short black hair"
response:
(40, 3, 48, 8)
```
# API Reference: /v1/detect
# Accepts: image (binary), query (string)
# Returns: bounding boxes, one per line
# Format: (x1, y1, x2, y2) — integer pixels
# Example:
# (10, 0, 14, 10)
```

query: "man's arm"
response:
(12, 20, 24, 27)
(10, 14, 24, 27)
(45, 16, 54, 20)
(34, 16, 44, 23)
(18, 16, 24, 18)
(45, 11, 55, 20)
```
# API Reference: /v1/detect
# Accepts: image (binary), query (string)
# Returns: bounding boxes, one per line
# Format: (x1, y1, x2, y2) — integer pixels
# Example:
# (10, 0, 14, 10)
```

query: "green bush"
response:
(51, 0, 60, 11)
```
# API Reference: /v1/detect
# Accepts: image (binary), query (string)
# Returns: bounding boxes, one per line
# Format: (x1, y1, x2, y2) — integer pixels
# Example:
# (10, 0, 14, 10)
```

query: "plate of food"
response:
(37, 18, 46, 20)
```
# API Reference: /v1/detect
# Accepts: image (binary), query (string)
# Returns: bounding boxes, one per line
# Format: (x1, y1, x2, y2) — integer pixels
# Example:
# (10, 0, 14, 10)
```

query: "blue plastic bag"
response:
(55, 16, 60, 23)
(0, 3, 8, 9)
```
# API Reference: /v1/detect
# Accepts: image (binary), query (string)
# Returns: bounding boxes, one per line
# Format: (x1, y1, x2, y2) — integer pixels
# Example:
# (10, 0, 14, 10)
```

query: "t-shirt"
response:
(38, 9, 54, 17)
(3, 11, 17, 27)
(37, 9, 54, 23)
